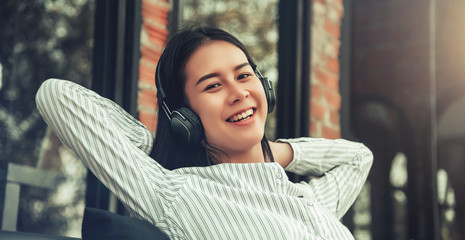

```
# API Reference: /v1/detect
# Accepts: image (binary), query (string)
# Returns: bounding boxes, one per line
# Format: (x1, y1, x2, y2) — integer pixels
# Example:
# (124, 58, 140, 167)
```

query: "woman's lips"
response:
(226, 108, 255, 122)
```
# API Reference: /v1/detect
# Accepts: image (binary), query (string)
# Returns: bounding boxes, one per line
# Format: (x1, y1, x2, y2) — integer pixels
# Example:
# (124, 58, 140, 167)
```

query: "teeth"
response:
(229, 109, 254, 122)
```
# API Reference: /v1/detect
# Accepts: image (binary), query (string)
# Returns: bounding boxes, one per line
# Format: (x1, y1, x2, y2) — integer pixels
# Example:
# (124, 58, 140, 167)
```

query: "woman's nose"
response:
(227, 83, 249, 104)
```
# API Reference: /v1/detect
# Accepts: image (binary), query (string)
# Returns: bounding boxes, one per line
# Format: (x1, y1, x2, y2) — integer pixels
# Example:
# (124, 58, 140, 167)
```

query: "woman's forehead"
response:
(184, 41, 249, 78)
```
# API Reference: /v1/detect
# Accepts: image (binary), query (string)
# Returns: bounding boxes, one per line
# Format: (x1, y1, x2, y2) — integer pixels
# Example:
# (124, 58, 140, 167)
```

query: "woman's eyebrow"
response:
(195, 62, 250, 86)
(234, 62, 250, 71)
(196, 73, 219, 86)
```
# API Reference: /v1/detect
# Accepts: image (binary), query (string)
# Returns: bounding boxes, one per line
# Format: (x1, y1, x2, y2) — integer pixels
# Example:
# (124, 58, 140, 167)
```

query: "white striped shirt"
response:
(36, 79, 373, 240)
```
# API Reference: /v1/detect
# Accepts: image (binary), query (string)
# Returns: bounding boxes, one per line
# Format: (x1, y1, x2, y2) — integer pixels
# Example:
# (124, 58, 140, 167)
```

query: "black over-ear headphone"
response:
(155, 63, 276, 144)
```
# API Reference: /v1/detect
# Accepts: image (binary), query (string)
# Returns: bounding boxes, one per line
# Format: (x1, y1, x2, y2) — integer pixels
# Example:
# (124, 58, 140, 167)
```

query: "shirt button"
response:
(276, 172, 283, 179)
(307, 201, 313, 206)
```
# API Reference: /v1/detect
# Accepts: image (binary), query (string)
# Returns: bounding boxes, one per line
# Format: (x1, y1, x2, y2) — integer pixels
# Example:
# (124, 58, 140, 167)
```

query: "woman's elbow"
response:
(359, 143, 374, 170)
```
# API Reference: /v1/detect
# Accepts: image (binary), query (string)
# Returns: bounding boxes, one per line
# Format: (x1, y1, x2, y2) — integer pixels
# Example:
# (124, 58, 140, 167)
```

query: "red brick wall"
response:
(310, 0, 344, 139)
(137, 0, 171, 135)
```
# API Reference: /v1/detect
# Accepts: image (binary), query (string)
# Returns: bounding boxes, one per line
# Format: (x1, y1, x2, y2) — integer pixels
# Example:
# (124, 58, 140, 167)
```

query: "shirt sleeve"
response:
(35, 78, 185, 224)
(280, 137, 373, 219)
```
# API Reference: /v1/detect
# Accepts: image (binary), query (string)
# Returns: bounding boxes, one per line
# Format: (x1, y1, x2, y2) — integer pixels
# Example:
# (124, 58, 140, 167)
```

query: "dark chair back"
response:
(82, 207, 169, 240)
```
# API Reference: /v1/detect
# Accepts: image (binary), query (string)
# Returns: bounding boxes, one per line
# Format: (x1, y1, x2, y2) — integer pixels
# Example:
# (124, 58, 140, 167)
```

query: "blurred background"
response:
(0, 0, 464, 239)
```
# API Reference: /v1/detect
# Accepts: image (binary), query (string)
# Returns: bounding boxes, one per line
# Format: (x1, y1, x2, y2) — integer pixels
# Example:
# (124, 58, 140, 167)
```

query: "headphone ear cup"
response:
(259, 76, 276, 113)
(170, 107, 204, 144)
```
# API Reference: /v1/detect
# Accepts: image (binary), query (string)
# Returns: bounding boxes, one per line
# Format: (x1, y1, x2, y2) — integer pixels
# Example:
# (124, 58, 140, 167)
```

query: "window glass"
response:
(353, 182, 372, 240)
(437, 168, 456, 239)
(0, 0, 94, 237)
(390, 152, 408, 240)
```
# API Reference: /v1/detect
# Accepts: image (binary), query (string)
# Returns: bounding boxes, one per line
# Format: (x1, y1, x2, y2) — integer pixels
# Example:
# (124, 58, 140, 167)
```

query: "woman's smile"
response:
(226, 107, 255, 123)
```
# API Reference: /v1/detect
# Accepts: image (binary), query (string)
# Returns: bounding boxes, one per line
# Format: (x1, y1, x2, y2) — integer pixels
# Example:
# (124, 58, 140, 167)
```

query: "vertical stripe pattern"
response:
(36, 79, 373, 240)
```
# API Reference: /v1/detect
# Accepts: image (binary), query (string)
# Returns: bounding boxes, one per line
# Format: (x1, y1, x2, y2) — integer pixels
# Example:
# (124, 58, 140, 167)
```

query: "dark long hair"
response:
(150, 26, 274, 170)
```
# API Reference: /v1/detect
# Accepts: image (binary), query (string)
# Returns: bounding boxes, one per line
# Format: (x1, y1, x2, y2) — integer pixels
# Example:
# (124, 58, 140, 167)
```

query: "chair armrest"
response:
(0, 230, 80, 240)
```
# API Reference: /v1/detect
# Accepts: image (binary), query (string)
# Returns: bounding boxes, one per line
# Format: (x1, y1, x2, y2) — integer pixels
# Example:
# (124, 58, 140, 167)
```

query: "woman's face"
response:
(184, 40, 268, 156)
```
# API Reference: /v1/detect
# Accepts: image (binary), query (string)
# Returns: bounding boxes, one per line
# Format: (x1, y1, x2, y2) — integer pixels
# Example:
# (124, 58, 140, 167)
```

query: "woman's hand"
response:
(268, 141, 293, 168)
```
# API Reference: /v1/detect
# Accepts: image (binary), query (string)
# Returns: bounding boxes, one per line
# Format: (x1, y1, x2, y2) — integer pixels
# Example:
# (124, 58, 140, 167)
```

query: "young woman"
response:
(36, 26, 373, 239)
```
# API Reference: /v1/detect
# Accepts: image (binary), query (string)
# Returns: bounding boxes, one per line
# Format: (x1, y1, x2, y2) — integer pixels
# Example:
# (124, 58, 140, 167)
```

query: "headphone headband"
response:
(155, 63, 172, 121)
(155, 63, 167, 101)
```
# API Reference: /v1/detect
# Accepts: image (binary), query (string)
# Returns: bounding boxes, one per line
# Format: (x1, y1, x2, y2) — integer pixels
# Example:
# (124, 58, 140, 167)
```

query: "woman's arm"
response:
(277, 137, 373, 219)
(35, 79, 183, 223)
(268, 141, 293, 168)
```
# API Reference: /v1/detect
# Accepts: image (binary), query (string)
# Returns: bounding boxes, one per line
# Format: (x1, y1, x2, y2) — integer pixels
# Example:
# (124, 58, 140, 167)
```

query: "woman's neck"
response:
(219, 142, 265, 164)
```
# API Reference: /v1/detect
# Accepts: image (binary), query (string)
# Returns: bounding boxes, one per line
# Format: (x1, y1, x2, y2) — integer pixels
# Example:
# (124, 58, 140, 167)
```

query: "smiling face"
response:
(184, 40, 268, 158)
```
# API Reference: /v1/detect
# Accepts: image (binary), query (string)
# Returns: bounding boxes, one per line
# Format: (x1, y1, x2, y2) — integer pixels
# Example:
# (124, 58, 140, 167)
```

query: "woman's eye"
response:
(204, 83, 221, 91)
(238, 73, 251, 80)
